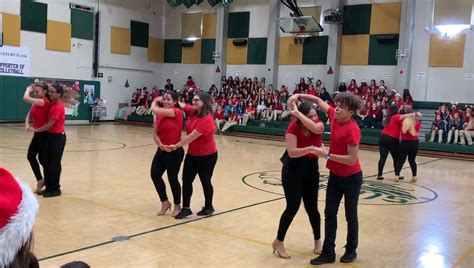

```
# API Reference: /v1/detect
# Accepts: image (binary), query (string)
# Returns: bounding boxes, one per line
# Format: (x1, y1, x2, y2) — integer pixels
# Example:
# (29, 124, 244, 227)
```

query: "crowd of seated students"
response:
(429, 103, 473, 145)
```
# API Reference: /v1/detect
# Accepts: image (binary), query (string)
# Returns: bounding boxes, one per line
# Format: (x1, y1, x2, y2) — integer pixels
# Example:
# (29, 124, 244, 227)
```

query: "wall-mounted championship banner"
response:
(0, 46, 31, 77)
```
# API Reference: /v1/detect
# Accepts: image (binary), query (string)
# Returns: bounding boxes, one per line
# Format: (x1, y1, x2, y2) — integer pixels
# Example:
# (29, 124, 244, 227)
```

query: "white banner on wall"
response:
(0, 46, 31, 77)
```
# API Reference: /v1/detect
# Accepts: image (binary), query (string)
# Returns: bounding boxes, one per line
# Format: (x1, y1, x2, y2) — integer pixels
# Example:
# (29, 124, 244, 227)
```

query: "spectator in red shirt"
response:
(172, 92, 218, 219)
(273, 102, 326, 259)
(242, 102, 256, 125)
(369, 79, 377, 92)
(214, 105, 225, 133)
(23, 81, 51, 193)
(270, 101, 283, 121)
(395, 106, 422, 183)
(348, 79, 358, 93)
(31, 84, 66, 198)
(221, 107, 239, 133)
(150, 90, 185, 217)
(289, 92, 364, 265)
(307, 85, 317, 96)
(186, 76, 196, 88)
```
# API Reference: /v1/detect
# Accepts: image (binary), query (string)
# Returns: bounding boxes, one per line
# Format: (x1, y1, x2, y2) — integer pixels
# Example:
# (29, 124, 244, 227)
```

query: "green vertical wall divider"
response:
(302, 36, 329, 64)
(228, 12, 250, 38)
(71, 9, 94, 40)
(21, 0, 48, 33)
(247, 38, 267, 64)
(164, 39, 183, 63)
(131, 20, 150, 47)
(201, 39, 216, 64)
(368, 34, 399, 65)
(2, 77, 19, 120)
(342, 4, 372, 35)
(0, 76, 4, 120)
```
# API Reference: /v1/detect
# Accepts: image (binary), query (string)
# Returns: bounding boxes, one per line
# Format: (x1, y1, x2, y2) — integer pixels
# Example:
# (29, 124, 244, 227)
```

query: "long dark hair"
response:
(164, 90, 180, 108)
(193, 92, 213, 118)
(296, 102, 316, 129)
(9, 234, 39, 268)
(383, 104, 399, 127)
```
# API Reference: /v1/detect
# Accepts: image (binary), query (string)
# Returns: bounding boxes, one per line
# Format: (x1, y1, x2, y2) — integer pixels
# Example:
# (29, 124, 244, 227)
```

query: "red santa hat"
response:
(0, 167, 39, 267)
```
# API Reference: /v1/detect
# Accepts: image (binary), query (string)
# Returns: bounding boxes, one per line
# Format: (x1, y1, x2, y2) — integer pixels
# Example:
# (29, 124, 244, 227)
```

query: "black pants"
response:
(395, 140, 419, 176)
(182, 152, 218, 208)
(27, 132, 47, 181)
(150, 148, 184, 204)
(378, 134, 399, 176)
(322, 171, 363, 254)
(43, 133, 66, 192)
(277, 156, 321, 241)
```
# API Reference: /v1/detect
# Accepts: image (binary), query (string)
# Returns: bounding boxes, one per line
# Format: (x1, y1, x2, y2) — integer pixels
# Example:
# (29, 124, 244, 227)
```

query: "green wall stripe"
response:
(21, 0, 48, 33)
(302, 36, 328, 65)
(368, 34, 399, 65)
(164, 39, 183, 63)
(131, 20, 149, 47)
(342, 4, 372, 35)
(228, 12, 250, 38)
(247, 38, 267, 65)
(71, 9, 94, 40)
(201, 39, 216, 64)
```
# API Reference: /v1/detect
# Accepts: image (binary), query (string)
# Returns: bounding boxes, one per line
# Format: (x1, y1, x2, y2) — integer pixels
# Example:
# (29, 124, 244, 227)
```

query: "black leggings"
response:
(182, 152, 218, 208)
(395, 140, 418, 176)
(27, 132, 47, 181)
(378, 134, 400, 177)
(44, 133, 66, 192)
(277, 156, 320, 241)
(150, 148, 184, 204)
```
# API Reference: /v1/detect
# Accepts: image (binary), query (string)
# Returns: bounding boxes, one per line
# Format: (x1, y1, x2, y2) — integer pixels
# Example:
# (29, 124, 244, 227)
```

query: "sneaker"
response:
(340, 249, 357, 263)
(376, 176, 384, 180)
(42, 190, 61, 198)
(174, 208, 193, 219)
(310, 252, 335, 265)
(399, 176, 404, 180)
(197, 206, 215, 216)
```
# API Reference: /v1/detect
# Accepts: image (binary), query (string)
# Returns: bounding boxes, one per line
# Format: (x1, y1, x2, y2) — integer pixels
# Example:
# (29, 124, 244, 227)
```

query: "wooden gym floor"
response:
(0, 123, 473, 267)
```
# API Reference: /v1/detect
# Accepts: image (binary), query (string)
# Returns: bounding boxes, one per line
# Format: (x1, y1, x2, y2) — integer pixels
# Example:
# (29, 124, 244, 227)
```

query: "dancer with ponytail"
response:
(150, 90, 185, 217)
(23, 81, 51, 193)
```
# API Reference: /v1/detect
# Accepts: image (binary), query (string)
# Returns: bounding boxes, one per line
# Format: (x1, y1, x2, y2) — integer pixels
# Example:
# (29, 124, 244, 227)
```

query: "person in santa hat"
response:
(0, 167, 39, 268)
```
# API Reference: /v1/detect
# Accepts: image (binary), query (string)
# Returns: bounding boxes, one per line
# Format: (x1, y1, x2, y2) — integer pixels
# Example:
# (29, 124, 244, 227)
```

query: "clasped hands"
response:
(159, 144, 181, 152)
(308, 145, 328, 157)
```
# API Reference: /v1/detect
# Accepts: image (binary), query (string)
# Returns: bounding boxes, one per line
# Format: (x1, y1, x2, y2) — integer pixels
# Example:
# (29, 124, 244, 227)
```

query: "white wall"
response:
(161, 64, 216, 90)
(0, 0, 166, 120)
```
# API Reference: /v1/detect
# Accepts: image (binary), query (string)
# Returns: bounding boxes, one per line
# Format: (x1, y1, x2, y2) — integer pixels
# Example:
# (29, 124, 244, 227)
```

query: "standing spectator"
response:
(165, 79, 174, 92)
(186, 76, 196, 89)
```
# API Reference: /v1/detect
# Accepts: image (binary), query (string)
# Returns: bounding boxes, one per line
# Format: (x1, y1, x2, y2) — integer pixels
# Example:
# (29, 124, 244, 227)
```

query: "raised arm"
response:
(150, 98, 176, 117)
(290, 103, 324, 134)
(23, 85, 45, 106)
(288, 94, 330, 113)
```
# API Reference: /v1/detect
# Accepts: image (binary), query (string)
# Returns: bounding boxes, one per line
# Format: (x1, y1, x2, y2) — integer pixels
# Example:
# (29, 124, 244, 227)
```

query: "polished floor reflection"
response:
(0, 124, 472, 267)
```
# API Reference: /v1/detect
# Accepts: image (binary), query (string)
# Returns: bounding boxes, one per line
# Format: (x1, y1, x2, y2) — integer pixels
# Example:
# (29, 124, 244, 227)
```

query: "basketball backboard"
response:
(278, 16, 324, 34)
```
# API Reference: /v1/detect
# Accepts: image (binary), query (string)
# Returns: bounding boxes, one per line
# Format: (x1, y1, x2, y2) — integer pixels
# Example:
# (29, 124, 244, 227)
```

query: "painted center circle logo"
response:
(242, 171, 437, 205)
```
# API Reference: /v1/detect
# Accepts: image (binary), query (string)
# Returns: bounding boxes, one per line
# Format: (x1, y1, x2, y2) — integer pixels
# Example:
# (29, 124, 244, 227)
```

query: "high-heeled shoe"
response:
(272, 239, 290, 259)
(35, 180, 45, 194)
(157, 201, 171, 216)
(171, 204, 182, 217)
(314, 239, 323, 254)
(409, 176, 417, 183)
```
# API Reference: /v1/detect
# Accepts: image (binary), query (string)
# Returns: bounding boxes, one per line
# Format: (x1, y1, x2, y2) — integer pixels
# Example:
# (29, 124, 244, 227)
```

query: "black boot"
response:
(310, 252, 335, 265)
(197, 206, 215, 216)
(340, 249, 357, 263)
(174, 208, 193, 219)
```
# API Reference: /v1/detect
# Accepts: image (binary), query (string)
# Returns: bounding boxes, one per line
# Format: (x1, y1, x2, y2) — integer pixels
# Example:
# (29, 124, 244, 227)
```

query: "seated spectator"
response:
(449, 103, 463, 121)
(338, 82, 347, 92)
(151, 86, 160, 100)
(369, 79, 377, 92)
(164, 79, 174, 91)
(393, 93, 404, 109)
(460, 111, 474, 145)
(221, 107, 239, 133)
(242, 101, 256, 125)
(214, 105, 225, 134)
(447, 113, 464, 144)
(186, 76, 195, 88)
(403, 88, 414, 106)
(320, 87, 331, 103)
(270, 100, 283, 121)
(315, 79, 323, 91)
(436, 103, 451, 125)
(307, 85, 317, 96)
(256, 100, 267, 120)
(379, 80, 387, 90)
(348, 79, 358, 93)
(0, 167, 39, 268)
(131, 92, 139, 107)
(429, 114, 446, 143)
(360, 82, 368, 97)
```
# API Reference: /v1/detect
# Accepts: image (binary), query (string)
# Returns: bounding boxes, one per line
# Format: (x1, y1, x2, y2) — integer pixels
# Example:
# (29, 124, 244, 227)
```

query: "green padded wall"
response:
(302, 36, 329, 64)
(368, 34, 399, 65)
(16, 78, 34, 120)
(228, 12, 250, 38)
(131, 20, 149, 47)
(247, 38, 267, 64)
(201, 39, 216, 64)
(342, 4, 372, 35)
(21, 0, 48, 33)
(2, 76, 19, 120)
(164, 39, 183, 63)
(71, 9, 94, 40)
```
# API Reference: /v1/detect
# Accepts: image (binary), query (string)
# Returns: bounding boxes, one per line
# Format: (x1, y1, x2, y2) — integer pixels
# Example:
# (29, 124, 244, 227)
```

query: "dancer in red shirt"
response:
(172, 92, 218, 219)
(23, 81, 51, 193)
(150, 91, 184, 217)
(31, 84, 66, 198)
(289, 92, 364, 265)
(273, 102, 326, 259)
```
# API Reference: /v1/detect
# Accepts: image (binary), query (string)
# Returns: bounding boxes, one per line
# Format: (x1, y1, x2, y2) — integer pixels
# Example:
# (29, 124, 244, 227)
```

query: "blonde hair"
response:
(402, 116, 415, 134)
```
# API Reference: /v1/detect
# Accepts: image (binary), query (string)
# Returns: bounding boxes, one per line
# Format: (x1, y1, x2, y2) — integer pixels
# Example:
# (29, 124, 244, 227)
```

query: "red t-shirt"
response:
(155, 108, 183, 145)
(307, 89, 317, 96)
(215, 110, 225, 120)
(326, 107, 362, 176)
(274, 103, 283, 111)
(48, 101, 65, 134)
(30, 98, 51, 129)
(348, 85, 357, 93)
(245, 107, 256, 113)
(401, 120, 421, 141)
(286, 121, 322, 158)
(186, 80, 196, 88)
(184, 105, 217, 156)
(381, 114, 402, 139)
(151, 91, 160, 100)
